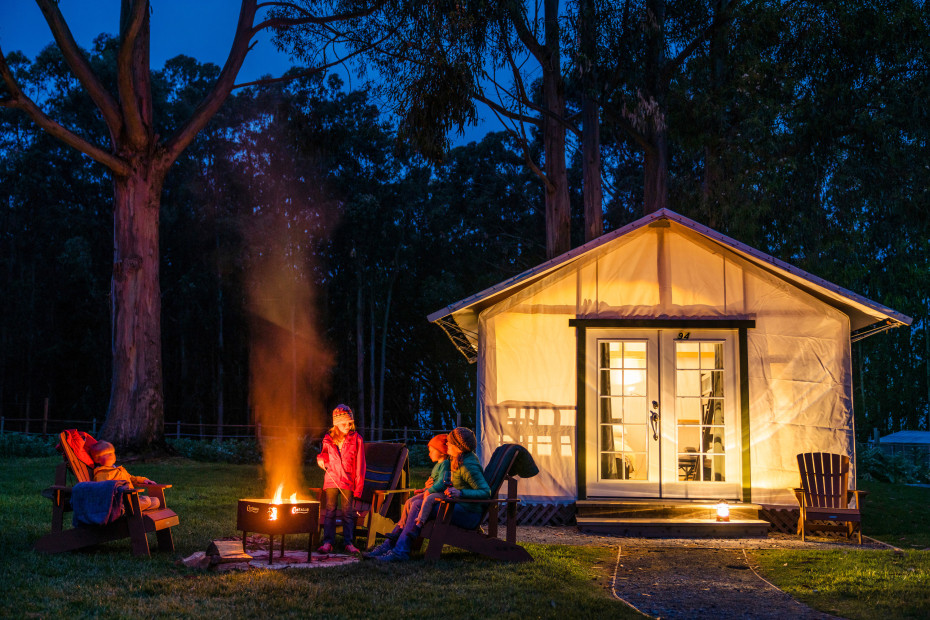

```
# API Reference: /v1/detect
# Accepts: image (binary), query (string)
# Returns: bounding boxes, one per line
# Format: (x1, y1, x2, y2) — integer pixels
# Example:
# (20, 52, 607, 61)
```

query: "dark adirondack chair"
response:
(417, 443, 538, 562)
(311, 441, 409, 548)
(34, 430, 179, 556)
(794, 452, 866, 544)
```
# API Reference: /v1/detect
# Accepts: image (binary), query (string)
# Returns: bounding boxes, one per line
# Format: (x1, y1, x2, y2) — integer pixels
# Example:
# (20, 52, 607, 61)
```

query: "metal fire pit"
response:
(237, 498, 320, 564)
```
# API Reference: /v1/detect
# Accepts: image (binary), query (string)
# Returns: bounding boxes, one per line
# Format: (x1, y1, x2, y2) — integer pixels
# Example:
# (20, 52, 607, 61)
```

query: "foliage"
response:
(167, 438, 262, 464)
(857, 444, 930, 485)
(0, 433, 57, 458)
(0, 456, 632, 619)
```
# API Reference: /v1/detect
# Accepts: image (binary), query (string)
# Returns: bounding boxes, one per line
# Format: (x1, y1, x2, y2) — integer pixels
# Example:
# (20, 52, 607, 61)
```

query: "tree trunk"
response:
(579, 0, 603, 242)
(582, 95, 603, 240)
(643, 129, 669, 214)
(356, 274, 366, 434)
(102, 168, 166, 450)
(543, 0, 571, 258)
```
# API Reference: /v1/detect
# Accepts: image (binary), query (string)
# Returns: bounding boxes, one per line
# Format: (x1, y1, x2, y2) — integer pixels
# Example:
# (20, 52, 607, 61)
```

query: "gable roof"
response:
(428, 209, 912, 361)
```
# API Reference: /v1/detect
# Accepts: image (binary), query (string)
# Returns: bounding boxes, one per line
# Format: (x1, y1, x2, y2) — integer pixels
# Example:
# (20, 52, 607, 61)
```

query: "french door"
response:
(584, 329, 741, 499)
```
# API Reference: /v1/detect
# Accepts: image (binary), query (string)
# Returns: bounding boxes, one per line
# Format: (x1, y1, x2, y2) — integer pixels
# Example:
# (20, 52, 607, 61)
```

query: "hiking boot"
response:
(344, 543, 361, 555)
(406, 524, 422, 541)
(316, 542, 332, 554)
(375, 547, 410, 562)
(363, 538, 395, 558)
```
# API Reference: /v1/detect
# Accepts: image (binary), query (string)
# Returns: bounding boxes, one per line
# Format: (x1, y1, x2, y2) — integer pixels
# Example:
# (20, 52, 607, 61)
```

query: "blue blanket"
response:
(71, 480, 125, 526)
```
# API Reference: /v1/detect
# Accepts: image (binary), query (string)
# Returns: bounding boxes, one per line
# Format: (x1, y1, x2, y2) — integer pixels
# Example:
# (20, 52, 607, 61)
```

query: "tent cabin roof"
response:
(879, 431, 930, 445)
(428, 209, 912, 361)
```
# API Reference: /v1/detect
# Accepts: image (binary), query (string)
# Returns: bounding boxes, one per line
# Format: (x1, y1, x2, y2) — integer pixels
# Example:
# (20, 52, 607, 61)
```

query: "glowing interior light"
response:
(715, 500, 730, 522)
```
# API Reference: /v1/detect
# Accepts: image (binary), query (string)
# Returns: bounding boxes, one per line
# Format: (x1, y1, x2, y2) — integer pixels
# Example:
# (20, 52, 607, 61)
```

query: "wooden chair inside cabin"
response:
(33, 430, 179, 556)
(415, 443, 539, 562)
(310, 441, 409, 549)
(793, 452, 866, 544)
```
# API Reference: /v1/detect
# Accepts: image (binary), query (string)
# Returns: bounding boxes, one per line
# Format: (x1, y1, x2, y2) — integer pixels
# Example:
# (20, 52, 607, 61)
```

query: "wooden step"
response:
(576, 499, 762, 521)
(576, 517, 771, 538)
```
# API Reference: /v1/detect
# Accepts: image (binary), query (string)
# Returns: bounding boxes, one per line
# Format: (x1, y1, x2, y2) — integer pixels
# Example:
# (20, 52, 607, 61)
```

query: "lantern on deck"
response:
(715, 500, 730, 522)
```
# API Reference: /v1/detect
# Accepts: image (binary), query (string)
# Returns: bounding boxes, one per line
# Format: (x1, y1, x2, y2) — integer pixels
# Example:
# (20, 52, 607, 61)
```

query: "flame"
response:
(290, 492, 298, 503)
(272, 483, 284, 504)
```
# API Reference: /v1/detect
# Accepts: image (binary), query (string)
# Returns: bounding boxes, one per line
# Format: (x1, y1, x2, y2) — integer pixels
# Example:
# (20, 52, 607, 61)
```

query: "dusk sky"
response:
(0, 1, 493, 144)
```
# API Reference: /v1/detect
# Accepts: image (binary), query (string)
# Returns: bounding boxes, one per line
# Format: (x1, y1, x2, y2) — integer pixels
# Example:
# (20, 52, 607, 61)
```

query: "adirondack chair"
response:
(794, 452, 866, 544)
(34, 430, 179, 556)
(310, 441, 409, 548)
(416, 443, 538, 562)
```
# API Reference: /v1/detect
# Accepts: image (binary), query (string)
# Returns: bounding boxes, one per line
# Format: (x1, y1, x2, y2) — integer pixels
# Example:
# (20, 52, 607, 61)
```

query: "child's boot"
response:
(363, 527, 400, 558)
(375, 535, 410, 562)
(406, 523, 422, 541)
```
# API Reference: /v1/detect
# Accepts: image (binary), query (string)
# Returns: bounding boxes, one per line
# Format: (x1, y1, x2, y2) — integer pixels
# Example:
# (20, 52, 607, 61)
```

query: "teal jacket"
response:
(426, 459, 451, 494)
(451, 452, 491, 513)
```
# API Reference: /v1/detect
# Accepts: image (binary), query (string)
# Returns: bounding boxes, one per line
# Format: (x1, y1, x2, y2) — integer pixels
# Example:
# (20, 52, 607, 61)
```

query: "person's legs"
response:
(340, 490, 358, 550)
(365, 495, 423, 557)
(376, 502, 424, 562)
(415, 493, 443, 526)
(320, 488, 340, 547)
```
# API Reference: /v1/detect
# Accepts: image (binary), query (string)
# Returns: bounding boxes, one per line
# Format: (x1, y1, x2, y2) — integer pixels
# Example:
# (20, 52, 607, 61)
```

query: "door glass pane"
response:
(675, 340, 726, 482)
(598, 340, 650, 482)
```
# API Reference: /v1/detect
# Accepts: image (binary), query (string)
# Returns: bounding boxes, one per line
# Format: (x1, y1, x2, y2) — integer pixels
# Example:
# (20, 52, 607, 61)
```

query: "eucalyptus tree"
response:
(0, 0, 385, 450)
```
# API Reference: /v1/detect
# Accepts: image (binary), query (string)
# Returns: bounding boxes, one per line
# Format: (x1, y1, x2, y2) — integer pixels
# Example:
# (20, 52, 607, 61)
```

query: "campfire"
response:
(237, 484, 319, 564)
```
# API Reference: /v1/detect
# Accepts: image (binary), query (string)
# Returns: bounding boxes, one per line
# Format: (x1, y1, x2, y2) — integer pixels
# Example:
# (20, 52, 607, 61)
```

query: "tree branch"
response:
(0, 46, 131, 175)
(117, 0, 150, 148)
(253, 1, 385, 32)
(34, 0, 121, 137)
(506, 3, 546, 63)
(161, 0, 258, 167)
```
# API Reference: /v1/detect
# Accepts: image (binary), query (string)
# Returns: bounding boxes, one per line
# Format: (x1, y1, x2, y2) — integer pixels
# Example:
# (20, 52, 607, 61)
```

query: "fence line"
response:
(0, 416, 449, 444)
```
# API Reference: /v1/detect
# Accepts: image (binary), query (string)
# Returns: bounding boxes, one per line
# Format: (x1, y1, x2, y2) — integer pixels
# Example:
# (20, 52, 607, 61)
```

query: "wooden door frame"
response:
(570, 318, 755, 502)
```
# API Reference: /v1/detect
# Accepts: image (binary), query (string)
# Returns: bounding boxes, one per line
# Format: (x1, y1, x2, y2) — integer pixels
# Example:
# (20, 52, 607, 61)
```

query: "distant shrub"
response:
(857, 443, 930, 485)
(407, 443, 430, 468)
(0, 433, 58, 458)
(168, 438, 262, 464)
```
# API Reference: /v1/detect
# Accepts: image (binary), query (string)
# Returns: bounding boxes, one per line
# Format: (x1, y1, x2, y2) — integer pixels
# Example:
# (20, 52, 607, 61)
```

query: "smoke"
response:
(244, 210, 335, 499)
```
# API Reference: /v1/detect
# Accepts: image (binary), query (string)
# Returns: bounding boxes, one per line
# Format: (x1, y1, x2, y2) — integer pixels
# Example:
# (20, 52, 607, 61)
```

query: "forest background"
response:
(1, 0, 928, 446)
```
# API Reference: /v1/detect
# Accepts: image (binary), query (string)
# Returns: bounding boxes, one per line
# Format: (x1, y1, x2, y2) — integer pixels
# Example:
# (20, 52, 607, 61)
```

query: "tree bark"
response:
(643, 0, 669, 215)
(543, 0, 571, 258)
(643, 129, 669, 214)
(102, 167, 167, 449)
(579, 0, 603, 242)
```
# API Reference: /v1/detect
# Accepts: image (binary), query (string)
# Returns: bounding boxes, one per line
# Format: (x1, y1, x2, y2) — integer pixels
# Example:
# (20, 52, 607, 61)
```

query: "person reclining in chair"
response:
(88, 441, 161, 511)
(375, 427, 490, 562)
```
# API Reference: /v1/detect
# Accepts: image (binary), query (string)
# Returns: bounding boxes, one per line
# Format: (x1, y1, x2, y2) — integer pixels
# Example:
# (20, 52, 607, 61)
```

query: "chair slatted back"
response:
(483, 444, 522, 498)
(797, 452, 849, 509)
(57, 430, 96, 485)
(360, 442, 408, 515)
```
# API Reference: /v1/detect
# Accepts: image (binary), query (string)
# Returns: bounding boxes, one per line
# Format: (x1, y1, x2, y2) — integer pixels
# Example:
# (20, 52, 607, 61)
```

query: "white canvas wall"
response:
(468, 223, 854, 505)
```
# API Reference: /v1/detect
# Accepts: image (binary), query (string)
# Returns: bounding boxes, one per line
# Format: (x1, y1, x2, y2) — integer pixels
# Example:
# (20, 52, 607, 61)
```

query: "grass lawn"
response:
(0, 456, 635, 619)
(749, 481, 930, 619)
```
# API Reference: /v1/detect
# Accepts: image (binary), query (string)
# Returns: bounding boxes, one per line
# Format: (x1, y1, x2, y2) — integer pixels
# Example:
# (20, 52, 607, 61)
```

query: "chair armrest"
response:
(137, 483, 172, 489)
(375, 488, 421, 496)
(848, 489, 868, 508)
(791, 488, 807, 507)
(437, 497, 521, 505)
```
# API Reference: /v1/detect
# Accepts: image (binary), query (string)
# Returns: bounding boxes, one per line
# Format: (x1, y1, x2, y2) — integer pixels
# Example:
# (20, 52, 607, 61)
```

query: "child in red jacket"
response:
(316, 404, 366, 554)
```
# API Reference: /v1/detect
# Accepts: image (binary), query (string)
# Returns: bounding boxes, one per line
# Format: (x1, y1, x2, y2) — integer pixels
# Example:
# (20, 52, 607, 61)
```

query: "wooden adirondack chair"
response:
(34, 430, 179, 556)
(417, 443, 537, 562)
(794, 452, 866, 544)
(311, 441, 409, 548)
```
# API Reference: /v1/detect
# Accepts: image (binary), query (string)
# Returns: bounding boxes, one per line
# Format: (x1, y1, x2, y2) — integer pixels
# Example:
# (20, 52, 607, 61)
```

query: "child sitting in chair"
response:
(88, 440, 161, 511)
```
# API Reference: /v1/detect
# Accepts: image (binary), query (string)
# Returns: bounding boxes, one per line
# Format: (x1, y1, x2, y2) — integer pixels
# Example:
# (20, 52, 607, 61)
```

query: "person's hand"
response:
(414, 488, 424, 494)
(316, 455, 326, 470)
(444, 487, 462, 499)
(143, 478, 156, 484)
(425, 476, 434, 487)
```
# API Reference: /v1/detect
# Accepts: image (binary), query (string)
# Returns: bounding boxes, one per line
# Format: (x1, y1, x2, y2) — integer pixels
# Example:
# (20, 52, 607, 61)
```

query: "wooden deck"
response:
(576, 499, 771, 538)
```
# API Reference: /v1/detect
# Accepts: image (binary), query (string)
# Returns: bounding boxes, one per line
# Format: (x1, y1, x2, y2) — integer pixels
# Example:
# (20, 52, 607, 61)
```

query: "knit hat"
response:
(332, 404, 354, 424)
(447, 427, 476, 453)
(427, 433, 448, 455)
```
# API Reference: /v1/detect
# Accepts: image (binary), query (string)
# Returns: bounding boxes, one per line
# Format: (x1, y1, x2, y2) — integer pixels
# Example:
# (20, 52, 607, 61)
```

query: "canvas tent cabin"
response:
(428, 209, 911, 519)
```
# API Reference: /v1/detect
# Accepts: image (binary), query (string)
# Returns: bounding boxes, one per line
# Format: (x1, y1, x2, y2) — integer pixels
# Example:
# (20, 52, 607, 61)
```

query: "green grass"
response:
(0, 456, 634, 619)
(751, 550, 930, 619)
(748, 479, 930, 619)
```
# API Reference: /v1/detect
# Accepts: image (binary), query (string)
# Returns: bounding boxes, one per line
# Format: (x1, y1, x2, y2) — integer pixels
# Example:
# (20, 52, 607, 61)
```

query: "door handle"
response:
(650, 401, 660, 441)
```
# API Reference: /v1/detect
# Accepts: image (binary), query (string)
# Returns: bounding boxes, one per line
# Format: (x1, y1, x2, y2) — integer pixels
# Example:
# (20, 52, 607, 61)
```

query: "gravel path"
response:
(513, 526, 892, 619)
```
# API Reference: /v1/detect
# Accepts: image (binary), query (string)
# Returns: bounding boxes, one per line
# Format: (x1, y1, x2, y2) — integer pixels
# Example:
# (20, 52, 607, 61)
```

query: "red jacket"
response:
(317, 431, 366, 498)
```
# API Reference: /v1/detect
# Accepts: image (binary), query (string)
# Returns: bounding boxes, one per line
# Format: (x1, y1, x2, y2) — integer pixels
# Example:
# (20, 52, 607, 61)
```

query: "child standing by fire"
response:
(316, 404, 366, 554)
(364, 433, 450, 558)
